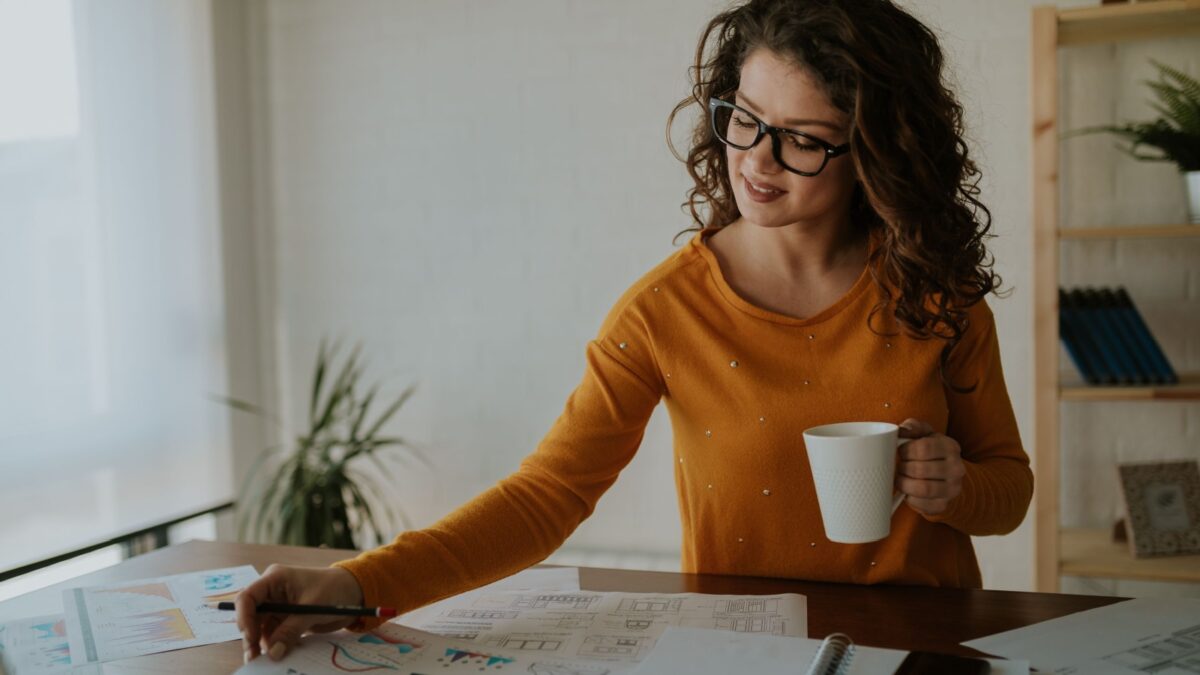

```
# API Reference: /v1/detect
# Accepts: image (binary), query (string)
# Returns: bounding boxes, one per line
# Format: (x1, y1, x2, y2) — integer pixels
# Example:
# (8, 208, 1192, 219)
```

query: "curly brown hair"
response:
(667, 0, 1003, 393)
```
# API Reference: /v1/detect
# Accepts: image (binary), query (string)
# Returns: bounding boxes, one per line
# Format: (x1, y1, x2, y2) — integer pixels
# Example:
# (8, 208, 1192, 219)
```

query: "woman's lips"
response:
(743, 176, 786, 203)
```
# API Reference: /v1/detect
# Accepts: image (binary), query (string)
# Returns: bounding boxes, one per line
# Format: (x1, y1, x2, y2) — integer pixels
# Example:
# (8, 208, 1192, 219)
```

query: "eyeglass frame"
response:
(708, 97, 850, 177)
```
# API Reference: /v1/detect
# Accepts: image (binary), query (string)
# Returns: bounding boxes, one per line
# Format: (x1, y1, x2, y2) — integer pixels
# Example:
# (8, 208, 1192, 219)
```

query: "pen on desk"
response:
(208, 601, 398, 618)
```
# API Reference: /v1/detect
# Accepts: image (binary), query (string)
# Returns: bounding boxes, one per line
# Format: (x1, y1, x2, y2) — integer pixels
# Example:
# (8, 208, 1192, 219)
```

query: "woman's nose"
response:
(744, 134, 781, 174)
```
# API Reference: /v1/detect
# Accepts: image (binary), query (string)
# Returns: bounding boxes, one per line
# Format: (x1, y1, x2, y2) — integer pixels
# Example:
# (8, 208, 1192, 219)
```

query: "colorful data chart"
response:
(235, 625, 537, 675)
(63, 565, 259, 665)
(96, 582, 175, 603)
(0, 614, 73, 675)
(115, 608, 196, 645)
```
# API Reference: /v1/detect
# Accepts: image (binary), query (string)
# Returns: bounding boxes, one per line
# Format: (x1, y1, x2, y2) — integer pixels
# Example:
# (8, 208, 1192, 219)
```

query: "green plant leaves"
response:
(222, 341, 420, 550)
(1068, 59, 1200, 172)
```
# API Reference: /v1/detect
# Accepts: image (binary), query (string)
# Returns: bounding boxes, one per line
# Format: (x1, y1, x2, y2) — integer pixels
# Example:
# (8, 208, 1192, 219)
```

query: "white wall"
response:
(242, 0, 1197, 593)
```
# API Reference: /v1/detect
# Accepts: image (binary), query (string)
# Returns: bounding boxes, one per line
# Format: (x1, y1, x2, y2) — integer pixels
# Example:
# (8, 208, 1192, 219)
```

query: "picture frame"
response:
(1117, 460, 1200, 558)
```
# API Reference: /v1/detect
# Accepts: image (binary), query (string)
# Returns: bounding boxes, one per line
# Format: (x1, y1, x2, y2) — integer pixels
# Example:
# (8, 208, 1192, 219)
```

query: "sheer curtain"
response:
(0, 0, 234, 571)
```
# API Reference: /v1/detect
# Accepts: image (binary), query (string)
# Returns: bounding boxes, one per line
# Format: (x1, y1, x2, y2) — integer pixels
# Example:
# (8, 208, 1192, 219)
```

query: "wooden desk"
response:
(0, 540, 1124, 673)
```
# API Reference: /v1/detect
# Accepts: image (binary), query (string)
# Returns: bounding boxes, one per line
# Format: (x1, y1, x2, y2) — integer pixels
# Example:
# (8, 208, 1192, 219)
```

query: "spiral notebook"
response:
(805, 633, 996, 674)
(805, 632, 857, 674)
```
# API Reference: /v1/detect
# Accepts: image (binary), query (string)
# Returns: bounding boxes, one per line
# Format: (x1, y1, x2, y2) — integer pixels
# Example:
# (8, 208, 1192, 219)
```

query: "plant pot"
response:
(1187, 171, 1200, 224)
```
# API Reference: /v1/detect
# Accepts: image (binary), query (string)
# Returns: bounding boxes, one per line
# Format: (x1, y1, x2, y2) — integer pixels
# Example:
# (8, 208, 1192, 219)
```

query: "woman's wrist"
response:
(330, 566, 365, 606)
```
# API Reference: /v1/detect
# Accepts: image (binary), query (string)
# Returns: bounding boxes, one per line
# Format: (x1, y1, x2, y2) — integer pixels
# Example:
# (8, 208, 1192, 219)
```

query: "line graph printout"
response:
(236, 623, 610, 675)
(62, 565, 259, 665)
(402, 590, 807, 672)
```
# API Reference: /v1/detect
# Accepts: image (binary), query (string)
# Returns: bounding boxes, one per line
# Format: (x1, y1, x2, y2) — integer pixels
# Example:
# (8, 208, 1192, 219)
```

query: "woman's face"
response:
(725, 48, 857, 230)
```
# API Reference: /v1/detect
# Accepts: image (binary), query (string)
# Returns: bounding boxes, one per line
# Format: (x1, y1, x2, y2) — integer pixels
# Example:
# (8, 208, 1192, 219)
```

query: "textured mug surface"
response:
(803, 422, 905, 544)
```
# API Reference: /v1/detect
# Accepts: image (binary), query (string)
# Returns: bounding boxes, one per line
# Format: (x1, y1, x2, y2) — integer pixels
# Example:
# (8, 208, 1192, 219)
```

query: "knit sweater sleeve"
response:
(922, 299, 1034, 535)
(331, 292, 663, 626)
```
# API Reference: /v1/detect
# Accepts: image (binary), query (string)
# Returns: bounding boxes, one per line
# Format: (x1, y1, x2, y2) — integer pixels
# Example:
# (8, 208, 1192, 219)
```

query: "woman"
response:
(237, 0, 1032, 662)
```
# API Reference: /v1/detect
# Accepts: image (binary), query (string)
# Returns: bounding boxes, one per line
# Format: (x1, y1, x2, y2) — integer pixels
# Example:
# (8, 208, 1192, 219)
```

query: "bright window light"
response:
(0, 0, 80, 143)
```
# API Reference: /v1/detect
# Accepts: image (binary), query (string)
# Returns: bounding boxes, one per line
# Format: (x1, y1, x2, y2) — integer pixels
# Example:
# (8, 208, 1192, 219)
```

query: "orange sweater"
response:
(335, 230, 1033, 618)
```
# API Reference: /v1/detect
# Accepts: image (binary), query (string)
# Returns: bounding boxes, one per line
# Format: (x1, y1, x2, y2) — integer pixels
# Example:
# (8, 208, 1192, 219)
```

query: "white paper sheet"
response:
(962, 598, 1200, 674)
(235, 623, 614, 675)
(61, 565, 259, 666)
(988, 659, 1031, 675)
(629, 627, 1024, 675)
(398, 565, 580, 625)
(403, 589, 805, 672)
(627, 626, 906, 674)
(0, 614, 81, 675)
(488, 566, 580, 592)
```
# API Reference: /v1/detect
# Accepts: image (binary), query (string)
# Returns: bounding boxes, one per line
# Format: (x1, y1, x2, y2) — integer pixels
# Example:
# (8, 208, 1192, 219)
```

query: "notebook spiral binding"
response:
(805, 632, 856, 675)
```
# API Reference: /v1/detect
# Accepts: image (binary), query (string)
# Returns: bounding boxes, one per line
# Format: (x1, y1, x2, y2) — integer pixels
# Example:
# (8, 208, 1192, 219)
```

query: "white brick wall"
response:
(252, 0, 1195, 595)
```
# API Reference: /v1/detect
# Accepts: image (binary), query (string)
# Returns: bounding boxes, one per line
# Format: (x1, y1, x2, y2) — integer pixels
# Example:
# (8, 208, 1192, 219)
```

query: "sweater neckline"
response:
(691, 227, 877, 327)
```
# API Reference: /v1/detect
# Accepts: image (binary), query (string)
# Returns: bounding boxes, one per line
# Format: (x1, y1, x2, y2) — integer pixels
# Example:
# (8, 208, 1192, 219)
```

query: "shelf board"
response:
(1060, 527, 1200, 583)
(1060, 372, 1200, 401)
(1057, 1, 1200, 46)
(1059, 224, 1200, 240)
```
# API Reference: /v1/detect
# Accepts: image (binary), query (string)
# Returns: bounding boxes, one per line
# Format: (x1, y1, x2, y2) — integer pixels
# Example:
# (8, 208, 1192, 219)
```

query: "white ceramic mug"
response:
(802, 422, 910, 544)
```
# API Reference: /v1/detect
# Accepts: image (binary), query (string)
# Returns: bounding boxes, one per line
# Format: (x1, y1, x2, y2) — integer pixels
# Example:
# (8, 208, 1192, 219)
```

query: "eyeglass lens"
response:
(712, 104, 829, 175)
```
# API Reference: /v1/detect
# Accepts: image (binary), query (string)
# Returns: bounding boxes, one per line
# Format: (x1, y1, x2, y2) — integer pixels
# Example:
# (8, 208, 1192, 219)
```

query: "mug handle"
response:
(891, 438, 912, 514)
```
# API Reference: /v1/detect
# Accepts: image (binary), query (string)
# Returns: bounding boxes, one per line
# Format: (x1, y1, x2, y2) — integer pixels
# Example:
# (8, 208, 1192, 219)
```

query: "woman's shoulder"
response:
(613, 232, 708, 304)
(597, 231, 710, 334)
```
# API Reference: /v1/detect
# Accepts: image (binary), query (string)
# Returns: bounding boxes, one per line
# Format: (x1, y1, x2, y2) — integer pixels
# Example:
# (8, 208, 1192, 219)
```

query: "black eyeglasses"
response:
(708, 97, 850, 176)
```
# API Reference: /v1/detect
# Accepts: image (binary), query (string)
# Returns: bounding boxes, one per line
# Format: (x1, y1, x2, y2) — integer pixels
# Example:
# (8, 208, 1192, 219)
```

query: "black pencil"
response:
(210, 601, 398, 618)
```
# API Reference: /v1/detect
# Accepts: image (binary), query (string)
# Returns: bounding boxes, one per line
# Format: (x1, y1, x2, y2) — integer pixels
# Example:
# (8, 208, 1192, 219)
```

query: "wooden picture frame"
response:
(1117, 460, 1200, 558)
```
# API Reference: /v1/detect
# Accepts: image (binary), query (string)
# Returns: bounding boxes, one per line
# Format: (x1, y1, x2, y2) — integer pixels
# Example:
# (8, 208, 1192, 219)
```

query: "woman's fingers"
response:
(898, 456, 965, 480)
(236, 565, 366, 662)
(235, 569, 281, 661)
(905, 496, 952, 514)
(893, 430, 965, 515)
(265, 615, 312, 661)
(896, 474, 960, 499)
(898, 418, 934, 438)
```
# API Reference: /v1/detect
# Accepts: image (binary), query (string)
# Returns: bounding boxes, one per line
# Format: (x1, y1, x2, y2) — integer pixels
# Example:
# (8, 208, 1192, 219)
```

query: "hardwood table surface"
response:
(0, 539, 1124, 673)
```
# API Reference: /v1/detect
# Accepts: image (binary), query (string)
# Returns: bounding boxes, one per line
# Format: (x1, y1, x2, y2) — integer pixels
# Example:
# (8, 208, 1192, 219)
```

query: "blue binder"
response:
(1112, 287, 1178, 385)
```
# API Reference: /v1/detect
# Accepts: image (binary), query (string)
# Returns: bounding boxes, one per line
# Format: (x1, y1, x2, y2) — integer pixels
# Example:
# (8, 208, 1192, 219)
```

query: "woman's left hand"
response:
(895, 418, 965, 516)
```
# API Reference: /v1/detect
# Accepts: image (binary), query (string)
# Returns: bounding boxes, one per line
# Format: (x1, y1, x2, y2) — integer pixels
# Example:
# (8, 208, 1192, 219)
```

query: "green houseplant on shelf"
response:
(1070, 59, 1200, 223)
(223, 341, 422, 549)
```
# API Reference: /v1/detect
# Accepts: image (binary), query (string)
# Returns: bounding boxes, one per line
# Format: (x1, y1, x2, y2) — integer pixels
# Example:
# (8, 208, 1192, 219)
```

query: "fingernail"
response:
(269, 642, 286, 661)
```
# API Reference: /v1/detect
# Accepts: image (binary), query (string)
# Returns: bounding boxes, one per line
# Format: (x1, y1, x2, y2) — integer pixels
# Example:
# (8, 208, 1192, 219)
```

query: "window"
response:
(0, 0, 233, 573)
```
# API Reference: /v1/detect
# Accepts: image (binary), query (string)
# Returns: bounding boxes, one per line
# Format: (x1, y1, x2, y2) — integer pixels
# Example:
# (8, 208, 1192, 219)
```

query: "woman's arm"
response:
(913, 299, 1034, 536)
(332, 295, 664, 625)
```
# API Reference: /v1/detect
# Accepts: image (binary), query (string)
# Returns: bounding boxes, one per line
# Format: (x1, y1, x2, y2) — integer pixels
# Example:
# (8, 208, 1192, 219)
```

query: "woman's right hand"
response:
(235, 564, 365, 663)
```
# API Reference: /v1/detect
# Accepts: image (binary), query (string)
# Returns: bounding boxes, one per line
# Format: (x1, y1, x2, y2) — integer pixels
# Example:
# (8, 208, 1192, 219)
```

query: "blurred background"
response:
(1, 0, 1197, 611)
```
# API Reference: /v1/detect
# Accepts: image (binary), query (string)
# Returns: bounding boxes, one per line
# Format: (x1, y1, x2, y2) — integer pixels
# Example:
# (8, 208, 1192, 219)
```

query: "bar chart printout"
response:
(0, 614, 75, 675)
(62, 565, 260, 665)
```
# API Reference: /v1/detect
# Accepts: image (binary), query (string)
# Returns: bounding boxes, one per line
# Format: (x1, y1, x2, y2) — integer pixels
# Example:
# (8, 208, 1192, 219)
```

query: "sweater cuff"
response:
(331, 557, 389, 632)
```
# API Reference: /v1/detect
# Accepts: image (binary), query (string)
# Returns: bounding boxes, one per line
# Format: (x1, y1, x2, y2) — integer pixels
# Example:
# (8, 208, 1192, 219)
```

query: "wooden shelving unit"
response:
(1060, 529, 1200, 583)
(1060, 372, 1200, 401)
(1031, 3, 1200, 592)
(1058, 224, 1200, 239)
(1057, 0, 1200, 46)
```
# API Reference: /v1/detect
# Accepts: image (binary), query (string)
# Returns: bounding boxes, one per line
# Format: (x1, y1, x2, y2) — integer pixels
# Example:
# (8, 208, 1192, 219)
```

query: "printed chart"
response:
(235, 624, 548, 675)
(405, 589, 806, 670)
(62, 565, 259, 665)
(0, 614, 73, 674)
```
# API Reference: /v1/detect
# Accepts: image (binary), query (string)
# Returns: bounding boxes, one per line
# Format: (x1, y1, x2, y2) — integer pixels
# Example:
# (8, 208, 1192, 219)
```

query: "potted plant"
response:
(1070, 59, 1200, 223)
(223, 341, 424, 549)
